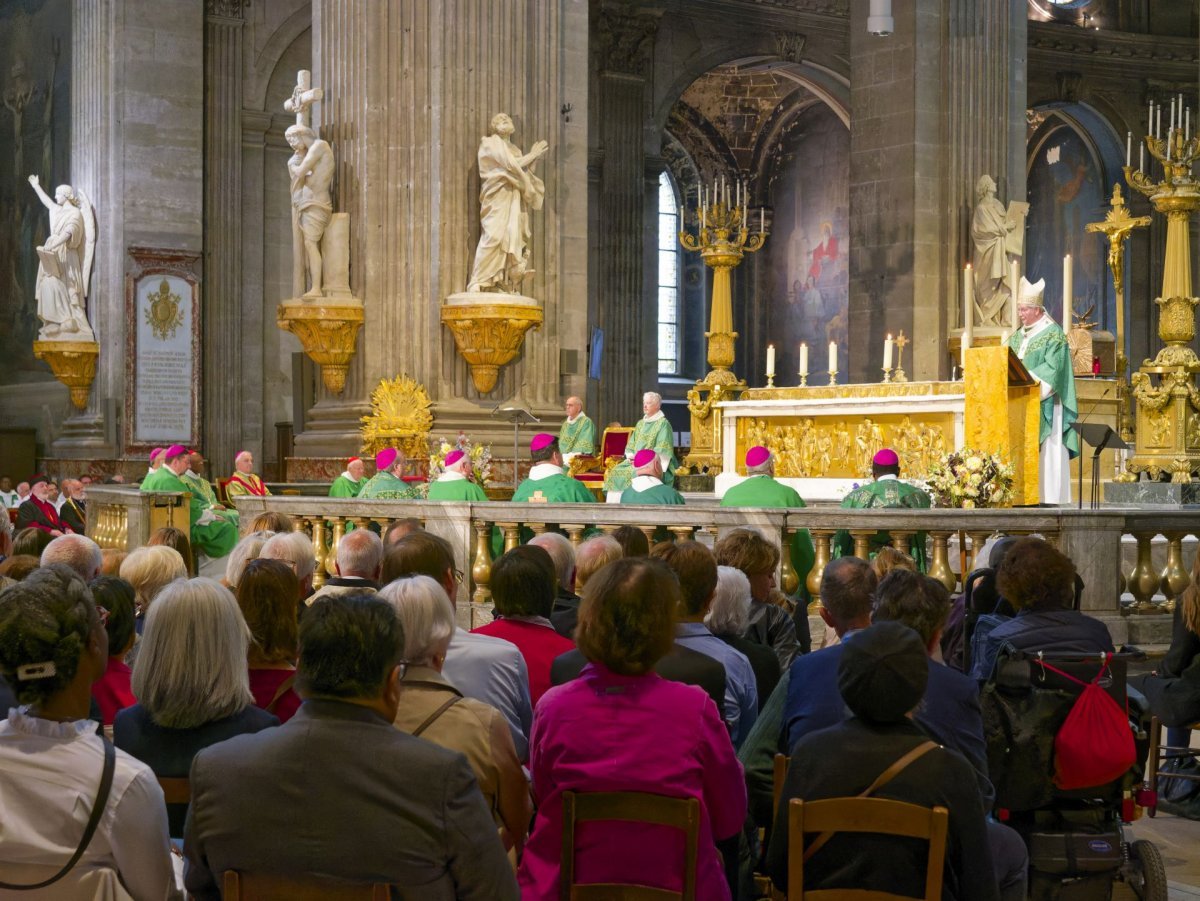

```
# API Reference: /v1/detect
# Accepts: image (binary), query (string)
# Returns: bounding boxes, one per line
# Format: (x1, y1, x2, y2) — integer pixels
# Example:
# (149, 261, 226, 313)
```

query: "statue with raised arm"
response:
(466, 113, 548, 294)
(27, 174, 95, 341)
(286, 124, 335, 297)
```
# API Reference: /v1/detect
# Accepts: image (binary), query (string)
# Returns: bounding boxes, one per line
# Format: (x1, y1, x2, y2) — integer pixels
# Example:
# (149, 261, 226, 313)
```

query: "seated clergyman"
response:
(620, 449, 684, 506)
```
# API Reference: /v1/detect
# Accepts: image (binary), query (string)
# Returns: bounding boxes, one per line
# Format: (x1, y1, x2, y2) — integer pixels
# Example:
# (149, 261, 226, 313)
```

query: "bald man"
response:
(556, 395, 595, 463)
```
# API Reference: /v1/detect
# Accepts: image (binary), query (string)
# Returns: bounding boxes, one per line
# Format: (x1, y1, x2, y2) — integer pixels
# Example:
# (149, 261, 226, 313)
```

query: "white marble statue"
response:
(971, 174, 1026, 327)
(28, 174, 95, 341)
(286, 124, 335, 297)
(466, 113, 548, 294)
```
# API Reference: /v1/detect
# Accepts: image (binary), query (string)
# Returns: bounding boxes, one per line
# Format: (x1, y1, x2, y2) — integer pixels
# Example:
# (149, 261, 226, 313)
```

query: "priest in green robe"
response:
(182, 451, 239, 528)
(140, 444, 238, 559)
(329, 457, 367, 498)
(1008, 276, 1079, 504)
(832, 448, 931, 570)
(557, 395, 596, 462)
(513, 434, 596, 503)
(359, 448, 423, 500)
(621, 449, 685, 505)
(720, 445, 815, 602)
(604, 391, 678, 500)
(427, 449, 489, 502)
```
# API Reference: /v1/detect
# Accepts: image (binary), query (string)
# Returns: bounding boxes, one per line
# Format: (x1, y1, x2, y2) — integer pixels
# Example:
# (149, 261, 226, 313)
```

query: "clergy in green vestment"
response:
(329, 457, 367, 498)
(427, 449, 489, 502)
(720, 445, 816, 603)
(832, 448, 931, 570)
(1008, 276, 1079, 504)
(557, 395, 596, 462)
(492, 433, 595, 556)
(182, 451, 239, 528)
(140, 445, 238, 559)
(620, 449, 685, 505)
(359, 448, 424, 500)
(603, 391, 679, 499)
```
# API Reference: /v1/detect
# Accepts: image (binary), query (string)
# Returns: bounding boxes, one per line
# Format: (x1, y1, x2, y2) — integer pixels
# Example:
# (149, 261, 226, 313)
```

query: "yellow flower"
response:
(962, 498, 976, 509)
(965, 455, 984, 472)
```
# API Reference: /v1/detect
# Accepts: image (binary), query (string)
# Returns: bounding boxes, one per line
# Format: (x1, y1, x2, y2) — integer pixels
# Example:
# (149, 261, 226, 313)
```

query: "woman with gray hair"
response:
(378, 575, 531, 852)
(707, 566, 780, 711)
(222, 529, 275, 590)
(113, 577, 278, 836)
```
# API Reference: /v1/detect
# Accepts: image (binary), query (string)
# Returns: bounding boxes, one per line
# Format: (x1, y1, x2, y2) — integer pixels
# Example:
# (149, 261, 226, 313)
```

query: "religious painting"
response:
(767, 104, 849, 382)
(0, 0, 71, 385)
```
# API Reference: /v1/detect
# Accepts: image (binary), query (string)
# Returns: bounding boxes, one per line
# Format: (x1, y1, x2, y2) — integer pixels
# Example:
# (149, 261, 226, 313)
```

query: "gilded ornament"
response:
(32, 340, 100, 410)
(143, 279, 185, 341)
(276, 301, 365, 394)
(440, 302, 543, 394)
(359, 375, 434, 459)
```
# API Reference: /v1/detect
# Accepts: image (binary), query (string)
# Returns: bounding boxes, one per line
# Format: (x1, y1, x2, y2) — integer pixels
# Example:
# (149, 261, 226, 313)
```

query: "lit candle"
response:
(1009, 258, 1020, 327)
(829, 341, 838, 373)
(1126, 131, 1132, 167)
(883, 334, 894, 370)
(963, 264, 974, 350)
(766, 343, 776, 379)
(799, 342, 809, 376)
(1157, 104, 1161, 139)
(1000, 329, 1011, 346)
(1062, 254, 1073, 332)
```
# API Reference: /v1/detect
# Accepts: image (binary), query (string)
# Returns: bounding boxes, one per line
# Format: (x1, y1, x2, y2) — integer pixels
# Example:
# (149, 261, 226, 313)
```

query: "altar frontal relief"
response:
(131, 274, 197, 445)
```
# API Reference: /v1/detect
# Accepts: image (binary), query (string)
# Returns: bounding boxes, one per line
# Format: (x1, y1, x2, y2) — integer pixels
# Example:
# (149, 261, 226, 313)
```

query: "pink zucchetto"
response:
(444, 449, 465, 467)
(164, 445, 187, 460)
(745, 446, 771, 468)
(633, 449, 657, 469)
(375, 448, 398, 471)
(530, 433, 556, 453)
(873, 448, 899, 467)
(150, 447, 164, 462)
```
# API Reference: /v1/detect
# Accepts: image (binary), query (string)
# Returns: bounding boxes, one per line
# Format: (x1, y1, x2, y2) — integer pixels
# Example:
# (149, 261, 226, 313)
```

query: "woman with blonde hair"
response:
(118, 545, 186, 617)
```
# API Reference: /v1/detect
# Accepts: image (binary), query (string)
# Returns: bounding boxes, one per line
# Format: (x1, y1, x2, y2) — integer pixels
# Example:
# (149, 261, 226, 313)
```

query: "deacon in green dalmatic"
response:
(512, 434, 596, 503)
(620, 449, 685, 505)
(557, 395, 596, 462)
(832, 448, 931, 570)
(427, 449, 488, 502)
(359, 448, 423, 500)
(604, 391, 678, 500)
(140, 444, 238, 559)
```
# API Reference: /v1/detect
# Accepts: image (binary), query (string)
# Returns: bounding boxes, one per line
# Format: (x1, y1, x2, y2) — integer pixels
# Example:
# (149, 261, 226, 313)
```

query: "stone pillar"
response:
(203, 1, 246, 473)
(294, 0, 589, 457)
(592, 3, 659, 428)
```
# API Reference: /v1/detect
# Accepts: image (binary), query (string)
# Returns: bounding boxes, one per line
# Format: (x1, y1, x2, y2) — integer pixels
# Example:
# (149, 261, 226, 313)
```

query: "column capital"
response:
(595, 5, 660, 78)
(205, 0, 248, 22)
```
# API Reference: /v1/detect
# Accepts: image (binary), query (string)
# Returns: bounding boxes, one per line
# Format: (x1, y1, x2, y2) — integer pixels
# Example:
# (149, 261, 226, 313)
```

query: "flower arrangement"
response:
(426, 432, 493, 487)
(924, 447, 1014, 509)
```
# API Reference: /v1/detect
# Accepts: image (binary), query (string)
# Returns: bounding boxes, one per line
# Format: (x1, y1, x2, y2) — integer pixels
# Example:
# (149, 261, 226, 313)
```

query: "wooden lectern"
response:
(963, 346, 1041, 506)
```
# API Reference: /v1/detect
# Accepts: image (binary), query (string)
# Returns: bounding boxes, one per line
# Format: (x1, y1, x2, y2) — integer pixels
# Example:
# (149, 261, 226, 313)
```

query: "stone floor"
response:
(1124, 811, 1200, 899)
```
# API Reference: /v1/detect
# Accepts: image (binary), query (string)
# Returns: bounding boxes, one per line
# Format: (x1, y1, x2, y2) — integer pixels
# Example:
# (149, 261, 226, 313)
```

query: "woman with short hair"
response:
(147, 526, 195, 577)
(714, 527, 800, 668)
(379, 575, 531, 851)
(119, 545, 186, 617)
(223, 529, 275, 590)
(88, 576, 139, 728)
(707, 566, 780, 710)
(114, 577, 278, 836)
(236, 557, 302, 722)
(518, 557, 747, 899)
(0, 566, 175, 898)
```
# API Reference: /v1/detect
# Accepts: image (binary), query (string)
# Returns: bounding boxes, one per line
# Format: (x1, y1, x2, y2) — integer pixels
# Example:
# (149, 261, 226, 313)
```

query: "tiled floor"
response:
(1124, 810, 1200, 900)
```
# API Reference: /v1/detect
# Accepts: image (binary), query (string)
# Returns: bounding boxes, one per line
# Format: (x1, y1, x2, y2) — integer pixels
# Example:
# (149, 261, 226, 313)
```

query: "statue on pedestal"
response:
(971, 174, 1027, 326)
(27, 175, 95, 341)
(286, 124, 335, 298)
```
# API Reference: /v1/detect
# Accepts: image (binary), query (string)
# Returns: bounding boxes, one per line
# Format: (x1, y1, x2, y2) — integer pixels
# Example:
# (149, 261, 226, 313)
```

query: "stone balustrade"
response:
(84, 486, 191, 552)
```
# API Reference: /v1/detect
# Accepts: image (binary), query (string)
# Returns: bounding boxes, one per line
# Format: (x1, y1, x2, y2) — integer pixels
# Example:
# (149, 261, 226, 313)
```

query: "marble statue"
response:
(286, 124, 335, 297)
(466, 113, 548, 294)
(971, 174, 1027, 326)
(28, 174, 95, 341)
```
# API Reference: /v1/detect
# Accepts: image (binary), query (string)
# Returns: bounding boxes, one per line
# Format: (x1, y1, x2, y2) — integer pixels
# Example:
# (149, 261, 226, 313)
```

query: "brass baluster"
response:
(806, 529, 834, 613)
(325, 519, 345, 577)
(638, 525, 656, 546)
(890, 530, 913, 554)
(311, 519, 327, 589)
(563, 526, 585, 548)
(927, 532, 956, 593)
(598, 524, 618, 535)
(668, 525, 694, 543)
(1127, 531, 1159, 613)
(778, 526, 798, 596)
(499, 523, 520, 553)
(850, 530, 873, 561)
(968, 532, 992, 574)
(529, 522, 547, 536)
(1160, 531, 1189, 607)
(472, 521, 493, 606)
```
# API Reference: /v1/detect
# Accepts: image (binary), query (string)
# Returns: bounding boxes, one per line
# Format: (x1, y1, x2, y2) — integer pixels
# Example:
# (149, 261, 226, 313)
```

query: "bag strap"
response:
(264, 673, 297, 714)
(412, 696, 462, 737)
(0, 733, 116, 891)
(802, 740, 938, 864)
(1037, 655, 1109, 688)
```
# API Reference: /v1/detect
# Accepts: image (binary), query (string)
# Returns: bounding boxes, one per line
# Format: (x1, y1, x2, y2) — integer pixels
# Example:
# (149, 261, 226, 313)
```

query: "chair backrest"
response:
(560, 790, 700, 901)
(600, 427, 632, 461)
(156, 776, 191, 805)
(223, 871, 390, 901)
(773, 753, 789, 818)
(787, 797, 949, 901)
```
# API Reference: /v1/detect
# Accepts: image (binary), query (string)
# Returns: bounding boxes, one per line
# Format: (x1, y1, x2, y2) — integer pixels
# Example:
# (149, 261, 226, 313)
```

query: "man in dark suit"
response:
(183, 593, 517, 900)
(15, 476, 71, 536)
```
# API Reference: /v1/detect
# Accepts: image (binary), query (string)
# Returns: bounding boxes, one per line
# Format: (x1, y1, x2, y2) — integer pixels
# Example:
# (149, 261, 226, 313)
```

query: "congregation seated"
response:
(182, 592, 518, 899)
(550, 534, 621, 638)
(518, 557, 747, 899)
(13, 526, 53, 559)
(714, 527, 801, 669)
(235, 558, 302, 721)
(0, 512, 12, 564)
(40, 533, 103, 582)
(0, 553, 41, 582)
(612, 524, 650, 557)
(708, 566, 781, 712)
(114, 577, 278, 837)
(258, 530, 317, 600)
(305, 528, 383, 604)
(383, 516, 424, 547)
(0, 566, 175, 899)
(120, 545, 187, 622)
(99, 547, 127, 576)
(246, 510, 294, 534)
(222, 529, 275, 590)
(89, 576, 139, 728)
(378, 575, 532, 850)
(146, 526, 195, 577)
(529, 531, 580, 638)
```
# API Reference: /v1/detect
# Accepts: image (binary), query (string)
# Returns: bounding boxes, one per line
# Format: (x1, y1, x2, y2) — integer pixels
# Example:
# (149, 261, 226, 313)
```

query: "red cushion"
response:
(602, 430, 629, 459)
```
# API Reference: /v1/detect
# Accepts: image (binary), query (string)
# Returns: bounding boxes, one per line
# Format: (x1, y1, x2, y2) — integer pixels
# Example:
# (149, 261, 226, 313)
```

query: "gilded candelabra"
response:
(1122, 116, 1200, 482)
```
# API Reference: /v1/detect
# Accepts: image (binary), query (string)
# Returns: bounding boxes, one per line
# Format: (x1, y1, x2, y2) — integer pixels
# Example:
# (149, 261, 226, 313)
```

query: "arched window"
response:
(657, 171, 681, 375)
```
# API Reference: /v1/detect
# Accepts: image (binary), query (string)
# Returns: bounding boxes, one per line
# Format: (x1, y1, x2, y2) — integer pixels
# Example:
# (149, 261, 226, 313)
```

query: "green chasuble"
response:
(721, 475, 816, 603)
(558, 414, 597, 457)
(181, 471, 239, 528)
(1007, 319, 1080, 456)
(620, 480, 685, 505)
(832, 477, 932, 570)
(140, 467, 238, 558)
(358, 471, 423, 500)
(329, 474, 365, 498)
(603, 414, 678, 493)
(492, 465, 595, 556)
(427, 475, 489, 502)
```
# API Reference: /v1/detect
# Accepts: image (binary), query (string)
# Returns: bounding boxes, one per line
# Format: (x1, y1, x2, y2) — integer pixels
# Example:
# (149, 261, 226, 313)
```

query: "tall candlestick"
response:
(799, 342, 809, 376)
(883, 333, 894, 370)
(1126, 131, 1132, 167)
(765, 343, 776, 379)
(1157, 104, 1162, 138)
(1167, 127, 1173, 162)
(1062, 254, 1073, 332)
(963, 264, 974, 343)
(1149, 99, 1154, 136)
(1009, 258, 1020, 326)
(1170, 97, 1176, 132)
(828, 341, 838, 374)
(1188, 108, 1192, 142)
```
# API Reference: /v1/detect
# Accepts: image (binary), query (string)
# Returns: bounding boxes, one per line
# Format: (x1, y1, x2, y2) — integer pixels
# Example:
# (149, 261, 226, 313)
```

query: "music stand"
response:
(491, 405, 541, 488)
(1070, 423, 1128, 510)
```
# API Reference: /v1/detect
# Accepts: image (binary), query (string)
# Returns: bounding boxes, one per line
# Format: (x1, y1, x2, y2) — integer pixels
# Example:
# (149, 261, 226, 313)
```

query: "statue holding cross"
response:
(283, 70, 335, 298)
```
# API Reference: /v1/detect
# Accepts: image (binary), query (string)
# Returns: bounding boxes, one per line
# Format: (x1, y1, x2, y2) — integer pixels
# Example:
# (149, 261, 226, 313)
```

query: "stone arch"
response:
(250, 3, 313, 112)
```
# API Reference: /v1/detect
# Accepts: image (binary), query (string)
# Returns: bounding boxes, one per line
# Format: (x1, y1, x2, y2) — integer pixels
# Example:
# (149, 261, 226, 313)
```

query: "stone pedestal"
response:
(1104, 480, 1200, 506)
(441, 293, 544, 394)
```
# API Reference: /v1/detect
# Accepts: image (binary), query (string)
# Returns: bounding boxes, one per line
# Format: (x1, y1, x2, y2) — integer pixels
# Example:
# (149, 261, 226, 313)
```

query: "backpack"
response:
(1041, 656, 1136, 790)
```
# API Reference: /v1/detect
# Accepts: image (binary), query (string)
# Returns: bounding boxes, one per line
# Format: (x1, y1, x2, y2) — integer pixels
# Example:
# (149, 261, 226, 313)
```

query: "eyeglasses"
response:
(453, 568, 465, 584)
(96, 605, 109, 626)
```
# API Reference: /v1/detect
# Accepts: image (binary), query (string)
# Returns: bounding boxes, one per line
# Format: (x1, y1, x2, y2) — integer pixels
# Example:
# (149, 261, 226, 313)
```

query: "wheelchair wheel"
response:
(1126, 839, 1168, 901)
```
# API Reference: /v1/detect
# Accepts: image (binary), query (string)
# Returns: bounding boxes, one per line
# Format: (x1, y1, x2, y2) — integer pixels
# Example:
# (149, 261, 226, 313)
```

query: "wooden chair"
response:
(1145, 714, 1200, 816)
(223, 871, 390, 900)
(787, 797, 949, 901)
(156, 776, 191, 805)
(560, 790, 700, 900)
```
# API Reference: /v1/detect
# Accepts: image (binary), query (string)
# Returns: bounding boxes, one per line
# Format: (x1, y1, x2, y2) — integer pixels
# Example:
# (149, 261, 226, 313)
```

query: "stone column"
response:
(240, 110, 273, 473)
(203, 1, 246, 472)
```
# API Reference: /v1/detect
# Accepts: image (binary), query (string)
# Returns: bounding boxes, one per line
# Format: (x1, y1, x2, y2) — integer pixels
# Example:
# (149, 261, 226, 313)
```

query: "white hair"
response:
(336, 529, 383, 579)
(528, 532, 575, 589)
(643, 391, 662, 405)
(261, 531, 316, 582)
(41, 534, 104, 582)
(575, 535, 622, 592)
(225, 531, 275, 588)
(119, 545, 187, 611)
(706, 566, 753, 636)
(377, 575, 456, 666)
(132, 577, 254, 729)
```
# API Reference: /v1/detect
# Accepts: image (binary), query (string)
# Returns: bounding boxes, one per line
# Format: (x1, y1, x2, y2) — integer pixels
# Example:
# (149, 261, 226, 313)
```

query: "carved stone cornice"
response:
(1028, 21, 1197, 75)
(205, 0, 248, 21)
(595, 7, 659, 78)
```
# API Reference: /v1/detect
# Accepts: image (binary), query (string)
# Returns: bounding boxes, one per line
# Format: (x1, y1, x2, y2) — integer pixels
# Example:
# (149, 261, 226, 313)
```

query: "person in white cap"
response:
(619, 449, 684, 505)
(1007, 276, 1078, 504)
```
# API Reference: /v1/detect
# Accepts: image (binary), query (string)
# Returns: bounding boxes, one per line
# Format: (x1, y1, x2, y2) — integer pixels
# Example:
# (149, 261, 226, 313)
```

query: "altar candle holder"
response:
(828, 367, 838, 387)
(882, 365, 894, 384)
(798, 372, 809, 387)
(766, 373, 776, 388)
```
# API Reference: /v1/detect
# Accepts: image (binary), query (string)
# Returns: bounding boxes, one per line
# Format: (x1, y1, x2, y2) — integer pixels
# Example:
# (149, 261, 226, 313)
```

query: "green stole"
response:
(832, 477, 932, 570)
(1008, 318, 1080, 455)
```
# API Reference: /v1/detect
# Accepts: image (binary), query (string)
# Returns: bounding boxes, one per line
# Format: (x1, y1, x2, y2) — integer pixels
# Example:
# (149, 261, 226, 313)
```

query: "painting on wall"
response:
(0, 0, 71, 386)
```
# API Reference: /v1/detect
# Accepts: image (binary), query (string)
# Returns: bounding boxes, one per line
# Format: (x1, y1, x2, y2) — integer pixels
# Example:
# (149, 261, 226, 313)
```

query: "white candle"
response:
(829, 342, 838, 373)
(1149, 100, 1154, 135)
(766, 343, 776, 379)
(1157, 104, 1162, 138)
(799, 342, 809, 376)
(1062, 254, 1073, 332)
(883, 334, 894, 370)
(1126, 132, 1132, 167)
(1000, 329, 1011, 346)
(1167, 127, 1173, 162)
(1009, 258, 1020, 326)
(1140, 143, 1145, 173)
(1188, 108, 1191, 142)
(963, 264, 974, 347)
(759, 208, 764, 233)
(1170, 98, 1176, 132)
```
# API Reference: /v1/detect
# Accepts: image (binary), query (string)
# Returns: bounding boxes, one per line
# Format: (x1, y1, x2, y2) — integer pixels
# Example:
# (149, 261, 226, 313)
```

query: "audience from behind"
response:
(528, 532, 578, 637)
(573, 535, 622, 594)
(378, 575, 532, 850)
(306, 528, 383, 604)
(471, 545, 575, 705)
(708, 565, 781, 711)
(518, 557, 747, 899)
(0, 566, 174, 898)
(870, 546, 918, 581)
(0, 511, 12, 562)
(384, 516, 424, 547)
(183, 593, 518, 899)
(784, 556, 877, 751)
(247, 510, 295, 533)
(942, 534, 1020, 672)
(383, 531, 534, 760)
(259, 530, 316, 599)
(114, 577, 278, 837)
(652, 541, 758, 745)
(713, 528, 800, 669)
(223, 529, 274, 590)
(969, 537, 1113, 681)
(236, 558, 302, 722)
(100, 548, 127, 576)
(767, 621, 999, 900)
(89, 576, 139, 727)
(147, 526, 195, 576)
(12, 526, 53, 559)
(119, 545, 187, 622)
(40, 533, 103, 582)
(0, 554, 41, 582)
(611, 523, 650, 557)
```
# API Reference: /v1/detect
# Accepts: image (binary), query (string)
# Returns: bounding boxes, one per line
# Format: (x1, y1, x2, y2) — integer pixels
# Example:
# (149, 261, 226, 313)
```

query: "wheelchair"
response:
(980, 649, 1167, 901)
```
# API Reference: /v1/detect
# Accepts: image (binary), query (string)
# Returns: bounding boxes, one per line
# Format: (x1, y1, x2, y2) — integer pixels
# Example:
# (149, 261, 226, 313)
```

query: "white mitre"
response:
(1017, 276, 1045, 308)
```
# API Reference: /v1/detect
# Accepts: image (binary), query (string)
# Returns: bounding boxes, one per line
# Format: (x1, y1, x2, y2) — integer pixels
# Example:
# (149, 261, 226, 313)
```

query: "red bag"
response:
(1043, 657, 1136, 790)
